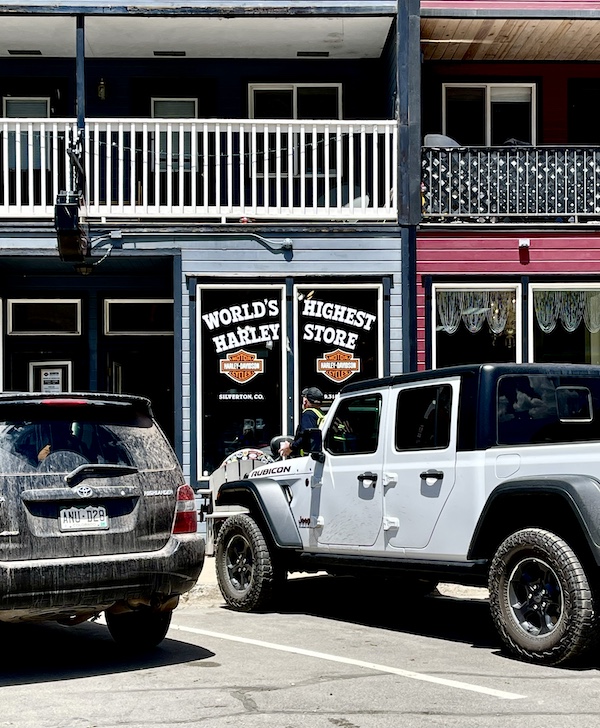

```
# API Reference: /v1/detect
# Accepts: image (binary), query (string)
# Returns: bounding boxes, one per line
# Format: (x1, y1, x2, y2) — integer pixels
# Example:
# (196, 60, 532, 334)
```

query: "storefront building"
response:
(0, 1, 422, 483)
(418, 1, 600, 371)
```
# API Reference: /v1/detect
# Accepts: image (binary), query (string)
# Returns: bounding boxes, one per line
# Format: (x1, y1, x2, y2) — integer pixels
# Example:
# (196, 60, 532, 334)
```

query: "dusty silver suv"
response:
(0, 392, 204, 649)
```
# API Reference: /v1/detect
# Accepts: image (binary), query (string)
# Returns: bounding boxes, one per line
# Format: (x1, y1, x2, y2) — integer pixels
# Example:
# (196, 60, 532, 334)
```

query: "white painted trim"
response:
(442, 82, 536, 146)
(28, 360, 73, 393)
(527, 282, 600, 363)
(151, 98, 198, 118)
(248, 83, 343, 119)
(195, 283, 287, 476)
(2, 96, 50, 118)
(7, 299, 81, 336)
(431, 283, 522, 369)
(292, 282, 384, 426)
(103, 298, 174, 336)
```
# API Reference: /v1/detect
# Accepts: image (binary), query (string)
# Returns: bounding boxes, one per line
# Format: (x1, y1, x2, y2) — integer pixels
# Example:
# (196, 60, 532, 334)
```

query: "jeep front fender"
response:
(216, 478, 302, 549)
(468, 474, 600, 563)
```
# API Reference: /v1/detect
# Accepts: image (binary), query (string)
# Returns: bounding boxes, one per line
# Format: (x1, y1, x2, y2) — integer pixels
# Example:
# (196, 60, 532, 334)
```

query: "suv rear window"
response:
(497, 375, 600, 445)
(0, 402, 175, 473)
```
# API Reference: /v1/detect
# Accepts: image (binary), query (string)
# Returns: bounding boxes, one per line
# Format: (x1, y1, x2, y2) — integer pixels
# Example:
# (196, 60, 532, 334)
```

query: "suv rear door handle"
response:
(420, 469, 444, 482)
(357, 471, 378, 487)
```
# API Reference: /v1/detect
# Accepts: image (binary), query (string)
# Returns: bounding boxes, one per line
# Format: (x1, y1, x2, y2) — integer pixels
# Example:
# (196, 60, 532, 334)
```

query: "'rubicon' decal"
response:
(252, 465, 292, 477)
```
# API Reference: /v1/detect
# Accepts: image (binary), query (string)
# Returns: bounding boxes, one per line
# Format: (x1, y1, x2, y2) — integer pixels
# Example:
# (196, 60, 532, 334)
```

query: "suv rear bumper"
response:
(0, 533, 205, 620)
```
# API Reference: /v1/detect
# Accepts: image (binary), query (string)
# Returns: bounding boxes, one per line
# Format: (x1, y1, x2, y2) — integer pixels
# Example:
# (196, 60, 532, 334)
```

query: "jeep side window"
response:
(497, 375, 600, 444)
(395, 385, 452, 450)
(324, 394, 381, 455)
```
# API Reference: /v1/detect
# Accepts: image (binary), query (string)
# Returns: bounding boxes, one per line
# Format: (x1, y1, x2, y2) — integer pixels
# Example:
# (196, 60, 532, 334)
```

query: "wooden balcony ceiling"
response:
(0, 15, 393, 58)
(422, 17, 600, 61)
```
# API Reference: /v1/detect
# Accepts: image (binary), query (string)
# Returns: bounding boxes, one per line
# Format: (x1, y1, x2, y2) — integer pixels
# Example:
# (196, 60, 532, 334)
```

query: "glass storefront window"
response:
(197, 285, 285, 475)
(433, 286, 520, 368)
(531, 287, 600, 364)
(294, 284, 383, 410)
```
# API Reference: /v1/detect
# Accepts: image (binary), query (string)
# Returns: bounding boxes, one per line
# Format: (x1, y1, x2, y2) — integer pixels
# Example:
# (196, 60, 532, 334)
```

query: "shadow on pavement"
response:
(0, 618, 214, 686)
(271, 574, 500, 651)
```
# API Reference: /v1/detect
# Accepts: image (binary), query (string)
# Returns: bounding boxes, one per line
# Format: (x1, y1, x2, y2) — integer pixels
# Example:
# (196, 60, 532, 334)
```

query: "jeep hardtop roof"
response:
(340, 362, 600, 396)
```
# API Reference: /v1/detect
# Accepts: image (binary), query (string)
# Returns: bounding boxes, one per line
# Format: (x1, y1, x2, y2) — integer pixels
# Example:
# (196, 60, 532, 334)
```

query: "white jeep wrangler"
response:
(204, 363, 600, 665)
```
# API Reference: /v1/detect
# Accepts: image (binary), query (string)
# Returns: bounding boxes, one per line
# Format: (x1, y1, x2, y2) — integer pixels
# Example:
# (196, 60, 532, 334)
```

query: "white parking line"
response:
(170, 624, 526, 700)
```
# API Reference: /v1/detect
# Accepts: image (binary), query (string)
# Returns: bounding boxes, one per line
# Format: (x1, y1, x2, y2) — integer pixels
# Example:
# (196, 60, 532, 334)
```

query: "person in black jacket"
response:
(279, 386, 325, 458)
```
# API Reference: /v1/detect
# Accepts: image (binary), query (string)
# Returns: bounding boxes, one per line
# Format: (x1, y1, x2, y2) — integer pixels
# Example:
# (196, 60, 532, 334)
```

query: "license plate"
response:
(59, 505, 109, 532)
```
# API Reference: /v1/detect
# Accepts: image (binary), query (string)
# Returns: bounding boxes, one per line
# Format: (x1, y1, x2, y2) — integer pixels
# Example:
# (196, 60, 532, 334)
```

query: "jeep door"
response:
(316, 392, 385, 548)
(383, 378, 459, 551)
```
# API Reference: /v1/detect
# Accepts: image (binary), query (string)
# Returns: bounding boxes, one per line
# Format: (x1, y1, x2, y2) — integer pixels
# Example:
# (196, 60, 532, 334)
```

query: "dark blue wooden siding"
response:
(1, 57, 393, 120)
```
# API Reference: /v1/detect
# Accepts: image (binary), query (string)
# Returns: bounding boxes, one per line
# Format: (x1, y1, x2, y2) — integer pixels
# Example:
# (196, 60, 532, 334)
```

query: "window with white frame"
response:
(3, 97, 51, 171)
(8, 299, 81, 336)
(530, 284, 600, 364)
(443, 83, 535, 146)
(151, 98, 197, 173)
(433, 284, 521, 369)
(249, 84, 342, 120)
(151, 98, 197, 119)
(104, 299, 174, 336)
(3, 97, 50, 118)
(249, 84, 342, 180)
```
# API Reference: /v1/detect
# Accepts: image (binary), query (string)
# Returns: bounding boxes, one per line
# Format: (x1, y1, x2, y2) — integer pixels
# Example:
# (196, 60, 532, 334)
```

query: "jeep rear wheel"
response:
(215, 514, 283, 611)
(489, 528, 598, 665)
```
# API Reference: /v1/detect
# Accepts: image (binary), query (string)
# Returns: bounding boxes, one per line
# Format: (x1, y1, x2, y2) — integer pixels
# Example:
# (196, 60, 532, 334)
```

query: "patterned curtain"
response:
(535, 290, 600, 334)
(437, 290, 515, 335)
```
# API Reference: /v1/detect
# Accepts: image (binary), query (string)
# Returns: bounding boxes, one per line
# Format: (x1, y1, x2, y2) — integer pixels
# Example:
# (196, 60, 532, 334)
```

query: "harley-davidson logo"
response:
(317, 349, 361, 383)
(220, 349, 264, 384)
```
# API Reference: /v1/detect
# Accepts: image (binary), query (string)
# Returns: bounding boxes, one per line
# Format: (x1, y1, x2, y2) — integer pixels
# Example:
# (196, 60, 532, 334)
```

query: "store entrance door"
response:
(105, 341, 174, 443)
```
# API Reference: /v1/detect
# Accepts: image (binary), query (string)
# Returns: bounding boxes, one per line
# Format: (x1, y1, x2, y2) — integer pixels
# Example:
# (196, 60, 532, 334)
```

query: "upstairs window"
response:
(249, 84, 342, 119)
(151, 98, 197, 119)
(443, 83, 535, 146)
(3, 97, 50, 118)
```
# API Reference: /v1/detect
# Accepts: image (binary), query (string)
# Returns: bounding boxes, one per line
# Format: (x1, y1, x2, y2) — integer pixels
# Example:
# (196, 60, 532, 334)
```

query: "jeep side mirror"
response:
(303, 428, 325, 463)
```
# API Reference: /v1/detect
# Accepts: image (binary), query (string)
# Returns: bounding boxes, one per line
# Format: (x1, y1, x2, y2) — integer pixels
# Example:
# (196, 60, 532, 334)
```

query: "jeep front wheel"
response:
(489, 528, 598, 665)
(215, 514, 283, 611)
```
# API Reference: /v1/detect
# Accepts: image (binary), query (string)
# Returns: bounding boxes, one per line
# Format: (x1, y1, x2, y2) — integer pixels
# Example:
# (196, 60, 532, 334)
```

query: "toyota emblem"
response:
(74, 485, 94, 498)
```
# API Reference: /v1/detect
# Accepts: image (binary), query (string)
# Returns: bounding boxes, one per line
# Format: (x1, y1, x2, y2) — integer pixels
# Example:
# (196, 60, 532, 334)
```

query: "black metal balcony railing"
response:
(422, 146, 600, 223)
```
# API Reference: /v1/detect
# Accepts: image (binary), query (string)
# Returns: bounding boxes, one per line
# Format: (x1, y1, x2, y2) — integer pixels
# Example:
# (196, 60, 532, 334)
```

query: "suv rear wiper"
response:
(65, 463, 139, 486)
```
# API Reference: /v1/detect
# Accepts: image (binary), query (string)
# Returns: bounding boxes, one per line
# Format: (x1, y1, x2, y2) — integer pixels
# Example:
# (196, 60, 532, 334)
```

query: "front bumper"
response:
(0, 533, 205, 620)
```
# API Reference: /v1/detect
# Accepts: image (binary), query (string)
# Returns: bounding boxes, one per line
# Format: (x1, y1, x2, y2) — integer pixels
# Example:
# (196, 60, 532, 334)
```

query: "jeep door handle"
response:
(358, 471, 378, 487)
(420, 469, 444, 481)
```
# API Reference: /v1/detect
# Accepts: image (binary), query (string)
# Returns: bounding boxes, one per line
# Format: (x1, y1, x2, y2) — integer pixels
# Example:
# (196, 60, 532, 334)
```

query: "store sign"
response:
(220, 349, 265, 384)
(296, 285, 382, 402)
(198, 286, 285, 476)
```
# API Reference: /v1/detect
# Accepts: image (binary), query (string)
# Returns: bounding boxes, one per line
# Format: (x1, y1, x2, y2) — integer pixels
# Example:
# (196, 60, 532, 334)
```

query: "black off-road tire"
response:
(215, 514, 283, 611)
(106, 609, 172, 651)
(488, 528, 599, 665)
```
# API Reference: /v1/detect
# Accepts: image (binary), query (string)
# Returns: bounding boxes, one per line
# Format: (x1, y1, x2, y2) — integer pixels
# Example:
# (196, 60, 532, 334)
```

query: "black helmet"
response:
(302, 386, 324, 404)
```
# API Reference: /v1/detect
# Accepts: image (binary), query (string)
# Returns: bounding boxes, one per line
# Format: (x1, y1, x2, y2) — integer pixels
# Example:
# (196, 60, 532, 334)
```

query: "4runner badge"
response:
(220, 349, 264, 384)
(317, 349, 361, 383)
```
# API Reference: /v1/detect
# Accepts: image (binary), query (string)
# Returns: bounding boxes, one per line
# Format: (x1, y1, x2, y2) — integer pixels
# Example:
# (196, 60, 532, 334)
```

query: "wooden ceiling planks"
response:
(421, 17, 600, 61)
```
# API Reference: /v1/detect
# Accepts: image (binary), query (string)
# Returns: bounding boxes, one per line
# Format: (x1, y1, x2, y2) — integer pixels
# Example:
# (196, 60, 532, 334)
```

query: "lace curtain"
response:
(437, 290, 514, 335)
(534, 290, 600, 334)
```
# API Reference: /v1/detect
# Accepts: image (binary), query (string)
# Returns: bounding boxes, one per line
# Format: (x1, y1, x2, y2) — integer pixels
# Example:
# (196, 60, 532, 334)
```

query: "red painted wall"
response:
(422, 61, 600, 145)
(416, 231, 600, 369)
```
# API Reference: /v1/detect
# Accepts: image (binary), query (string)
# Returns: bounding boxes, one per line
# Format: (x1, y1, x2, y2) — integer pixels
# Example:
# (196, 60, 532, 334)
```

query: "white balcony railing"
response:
(0, 118, 398, 222)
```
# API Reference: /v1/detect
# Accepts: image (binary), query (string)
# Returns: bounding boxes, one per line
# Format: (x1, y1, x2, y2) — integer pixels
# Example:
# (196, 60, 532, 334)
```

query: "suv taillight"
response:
(173, 484, 197, 534)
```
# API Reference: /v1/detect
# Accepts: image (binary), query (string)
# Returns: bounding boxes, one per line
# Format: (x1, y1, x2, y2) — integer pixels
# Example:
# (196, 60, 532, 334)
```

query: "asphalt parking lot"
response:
(3, 560, 600, 728)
